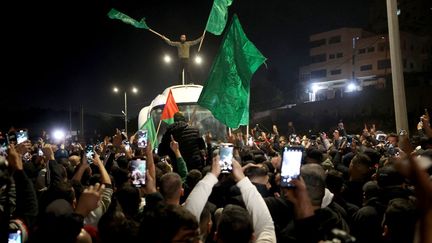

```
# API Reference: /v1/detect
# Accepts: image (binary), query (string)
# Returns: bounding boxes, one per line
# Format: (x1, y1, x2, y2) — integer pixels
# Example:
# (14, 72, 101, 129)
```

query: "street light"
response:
(194, 55, 202, 65)
(113, 86, 138, 136)
(163, 54, 171, 63)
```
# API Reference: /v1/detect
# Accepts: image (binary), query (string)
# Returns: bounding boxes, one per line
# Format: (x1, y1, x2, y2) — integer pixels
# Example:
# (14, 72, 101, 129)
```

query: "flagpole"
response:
(198, 29, 207, 53)
(149, 28, 165, 39)
(155, 120, 162, 139)
(246, 125, 249, 143)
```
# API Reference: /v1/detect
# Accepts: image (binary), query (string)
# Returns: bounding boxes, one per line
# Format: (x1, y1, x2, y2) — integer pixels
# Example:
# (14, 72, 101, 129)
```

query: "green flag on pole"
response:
(108, 8, 149, 29)
(198, 15, 266, 128)
(205, 0, 233, 35)
(140, 117, 158, 149)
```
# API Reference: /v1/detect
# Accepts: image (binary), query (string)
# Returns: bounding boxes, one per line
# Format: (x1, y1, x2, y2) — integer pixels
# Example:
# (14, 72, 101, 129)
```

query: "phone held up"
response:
(131, 158, 146, 187)
(219, 143, 234, 173)
(86, 145, 95, 164)
(8, 229, 22, 243)
(280, 146, 303, 188)
(137, 129, 148, 149)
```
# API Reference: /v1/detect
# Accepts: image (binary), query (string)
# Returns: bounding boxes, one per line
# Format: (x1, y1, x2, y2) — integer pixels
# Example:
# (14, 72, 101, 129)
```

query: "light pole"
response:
(386, 0, 408, 133)
(113, 86, 138, 136)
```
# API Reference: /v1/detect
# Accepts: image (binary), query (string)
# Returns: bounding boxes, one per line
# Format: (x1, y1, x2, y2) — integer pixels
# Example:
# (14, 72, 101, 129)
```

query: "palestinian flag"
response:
(161, 89, 179, 124)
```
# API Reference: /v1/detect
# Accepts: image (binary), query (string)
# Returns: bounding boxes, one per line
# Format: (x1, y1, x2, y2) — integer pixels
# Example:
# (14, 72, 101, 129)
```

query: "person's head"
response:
(116, 185, 141, 218)
(140, 204, 200, 243)
(160, 172, 184, 205)
(305, 148, 323, 164)
(386, 133, 399, 147)
(348, 153, 373, 181)
(300, 164, 326, 207)
(333, 130, 340, 139)
(376, 164, 405, 188)
(200, 204, 214, 242)
(186, 169, 203, 190)
(216, 204, 254, 243)
(180, 34, 187, 42)
(325, 169, 344, 194)
(69, 155, 81, 167)
(382, 198, 417, 243)
(278, 135, 287, 148)
(174, 111, 186, 123)
(362, 180, 380, 202)
(244, 165, 269, 186)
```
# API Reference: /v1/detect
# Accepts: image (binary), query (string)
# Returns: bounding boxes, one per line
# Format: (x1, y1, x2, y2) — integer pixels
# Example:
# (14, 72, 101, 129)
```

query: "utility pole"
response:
(386, 0, 409, 133)
(124, 91, 128, 136)
(80, 105, 84, 143)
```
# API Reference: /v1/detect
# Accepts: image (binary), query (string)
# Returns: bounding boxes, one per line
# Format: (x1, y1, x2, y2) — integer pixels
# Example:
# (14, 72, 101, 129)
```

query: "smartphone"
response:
(38, 148, 44, 156)
(137, 129, 148, 149)
(0, 133, 8, 156)
(280, 146, 303, 188)
(86, 145, 94, 164)
(219, 143, 234, 173)
(123, 140, 131, 151)
(8, 229, 22, 243)
(131, 158, 146, 187)
(16, 130, 28, 144)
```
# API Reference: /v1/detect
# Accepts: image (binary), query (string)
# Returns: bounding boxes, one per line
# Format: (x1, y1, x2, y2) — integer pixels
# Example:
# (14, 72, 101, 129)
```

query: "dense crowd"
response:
(1, 111, 431, 243)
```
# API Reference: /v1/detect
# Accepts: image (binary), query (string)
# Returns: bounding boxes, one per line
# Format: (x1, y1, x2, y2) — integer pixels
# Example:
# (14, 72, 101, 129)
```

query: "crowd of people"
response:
(0, 110, 431, 243)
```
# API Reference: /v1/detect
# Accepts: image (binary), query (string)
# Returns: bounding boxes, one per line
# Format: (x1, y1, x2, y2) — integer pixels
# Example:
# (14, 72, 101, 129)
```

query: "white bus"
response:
(138, 84, 227, 142)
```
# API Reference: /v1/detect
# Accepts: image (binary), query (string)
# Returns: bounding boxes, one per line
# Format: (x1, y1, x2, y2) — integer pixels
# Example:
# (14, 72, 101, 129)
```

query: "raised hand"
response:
(75, 183, 105, 217)
(7, 144, 23, 171)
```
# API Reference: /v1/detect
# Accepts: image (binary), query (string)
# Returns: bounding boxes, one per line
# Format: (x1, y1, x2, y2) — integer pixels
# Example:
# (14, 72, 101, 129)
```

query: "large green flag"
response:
(205, 0, 233, 35)
(198, 15, 266, 128)
(140, 117, 158, 149)
(108, 8, 149, 29)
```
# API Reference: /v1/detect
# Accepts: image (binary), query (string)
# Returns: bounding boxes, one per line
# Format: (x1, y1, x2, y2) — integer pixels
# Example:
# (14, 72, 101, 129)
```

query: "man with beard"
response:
(162, 34, 203, 83)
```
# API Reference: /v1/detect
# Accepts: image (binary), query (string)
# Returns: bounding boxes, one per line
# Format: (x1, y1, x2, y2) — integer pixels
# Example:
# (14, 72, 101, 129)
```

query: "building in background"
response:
(299, 27, 431, 102)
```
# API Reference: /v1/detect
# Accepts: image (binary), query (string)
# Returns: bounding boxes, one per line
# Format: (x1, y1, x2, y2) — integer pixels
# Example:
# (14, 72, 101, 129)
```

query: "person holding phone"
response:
(184, 156, 276, 242)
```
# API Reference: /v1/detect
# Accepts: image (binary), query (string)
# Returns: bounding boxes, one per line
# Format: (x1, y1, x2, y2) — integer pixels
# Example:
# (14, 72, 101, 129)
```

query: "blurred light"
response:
(53, 130, 65, 141)
(132, 87, 138, 93)
(347, 83, 357, 92)
(311, 83, 320, 93)
(113, 87, 119, 93)
(397, 9, 401, 15)
(164, 55, 171, 63)
(195, 55, 202, 64)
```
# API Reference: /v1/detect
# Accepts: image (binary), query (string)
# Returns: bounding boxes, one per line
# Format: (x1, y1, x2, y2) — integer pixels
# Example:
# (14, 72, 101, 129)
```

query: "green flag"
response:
(198, 15, 266, 128)
(108, 8, 149, 29)
(205, 0, 233, 35)
(140, 117, 158, 149)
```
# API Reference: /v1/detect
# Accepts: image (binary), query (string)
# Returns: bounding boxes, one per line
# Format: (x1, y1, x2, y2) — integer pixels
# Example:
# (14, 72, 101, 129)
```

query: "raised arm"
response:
(184, 156, 220, 222)
(188, 35, 203, 46)
(170, 135, 188, 183)
(162, 35, 179, 47)
(232, 160, 276, 242)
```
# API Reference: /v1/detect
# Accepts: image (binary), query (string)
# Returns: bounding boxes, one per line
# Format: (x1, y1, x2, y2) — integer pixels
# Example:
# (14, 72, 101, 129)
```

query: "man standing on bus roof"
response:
(161, 34, 203, 84)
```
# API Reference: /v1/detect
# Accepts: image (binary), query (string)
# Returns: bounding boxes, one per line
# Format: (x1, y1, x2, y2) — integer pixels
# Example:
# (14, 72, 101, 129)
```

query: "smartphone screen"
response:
(123, 140, 131, 151)
(0, 134, 8, 157)
(137, 130, 148, 148)
(8, 229, 22, 243)
(86, 145, 94, 164)
(280, 147, 303, 187)
(131, 159, 146, 187)
(17, 130, 28, 144)
(219, 143, 234, 173)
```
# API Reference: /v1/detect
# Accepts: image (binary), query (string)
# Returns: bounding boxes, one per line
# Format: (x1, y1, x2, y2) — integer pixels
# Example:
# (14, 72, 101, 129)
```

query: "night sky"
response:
(3, 0, 370, 118)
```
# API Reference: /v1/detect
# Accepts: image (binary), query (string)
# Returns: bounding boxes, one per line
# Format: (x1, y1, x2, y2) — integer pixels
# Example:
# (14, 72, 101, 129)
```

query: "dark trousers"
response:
(179, 58, 192, 84)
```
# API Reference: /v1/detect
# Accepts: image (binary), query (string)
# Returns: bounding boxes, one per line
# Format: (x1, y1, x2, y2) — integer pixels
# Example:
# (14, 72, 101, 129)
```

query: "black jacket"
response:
(158, 121, 205, 171)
